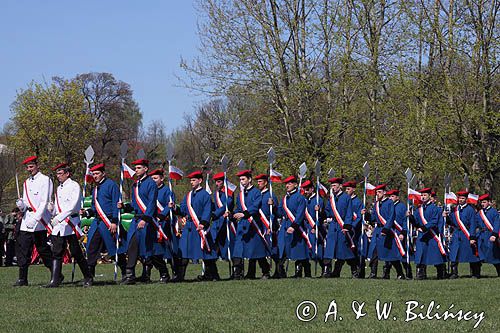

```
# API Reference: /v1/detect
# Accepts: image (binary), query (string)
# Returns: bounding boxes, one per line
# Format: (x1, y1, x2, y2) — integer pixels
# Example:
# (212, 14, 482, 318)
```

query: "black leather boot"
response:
(471, 262, 481, 279)
(331, 260, 344, 278)
(292, 261, 303, 278)
(245, 259, 257, 279)
(402, 262, 413, 279)
(171, 263, 186, 283)
(303, 260, 312, 278)
(121, 268, 136, 285)
(77, 259, 93, 287)
(392, 261, 405, 280)
(232, 258, 244, 280)
(416, 264, 426, 280)
(495, 264, 500, 277)
(45, 259, 62, 288)
(138, 263, 152, 283)
(368, 259, 378, 279)
(13, 267, 29, 287)
(382, 262, 391, 279)
(321, 260, 332, 278)
(258, 258, 271, 279)
(449, 262, 459, 279)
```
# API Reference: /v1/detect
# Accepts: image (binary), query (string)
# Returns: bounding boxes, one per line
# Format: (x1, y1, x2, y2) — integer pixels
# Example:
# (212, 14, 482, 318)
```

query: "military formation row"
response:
(12, 156, 500, 287)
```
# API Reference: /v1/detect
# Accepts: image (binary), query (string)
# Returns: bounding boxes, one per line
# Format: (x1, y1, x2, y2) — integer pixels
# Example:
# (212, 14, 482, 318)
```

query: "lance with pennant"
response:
(221, 154, 232, 276)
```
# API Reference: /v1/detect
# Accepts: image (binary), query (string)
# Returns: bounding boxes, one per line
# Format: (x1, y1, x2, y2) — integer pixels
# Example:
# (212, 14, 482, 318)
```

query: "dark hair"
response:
(12, 207, 20, 213)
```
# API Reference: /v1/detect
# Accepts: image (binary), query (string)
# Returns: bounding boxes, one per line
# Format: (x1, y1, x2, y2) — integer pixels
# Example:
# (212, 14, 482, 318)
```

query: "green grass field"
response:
(0, 262, 498, 332)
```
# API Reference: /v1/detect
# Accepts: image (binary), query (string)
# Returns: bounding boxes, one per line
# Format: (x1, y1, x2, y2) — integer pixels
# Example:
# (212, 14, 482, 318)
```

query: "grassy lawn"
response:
(0, 261, 498, 332)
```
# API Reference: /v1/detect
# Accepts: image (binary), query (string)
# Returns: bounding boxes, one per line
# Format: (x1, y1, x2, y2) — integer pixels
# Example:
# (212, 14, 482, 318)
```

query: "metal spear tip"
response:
(166, 142, 174, 161)
(298, 162, 307, 178)
(267, 147, 276, 164)
(120, 141, 128, 159)
(327, 168, 335, 179)
(221, 154, 229, 172)
(237, 159, 246, 171)
(405, 168, 413, 183)
(314, 159, 321, 175)
(203, 155, 213, 168)
(84, 145, 95, 164)
(137, 149, 146, 160)
(363, 161, 370, 178)
(463, 174, 469, 189)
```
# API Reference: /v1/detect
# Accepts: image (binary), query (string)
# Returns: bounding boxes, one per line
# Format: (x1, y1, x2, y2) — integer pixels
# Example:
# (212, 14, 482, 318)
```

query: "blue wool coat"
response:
(277, 189, 309, 260)
(179, 187, 216, 260)
(324, 191, 355, 260)
(412, 202, 447, 265)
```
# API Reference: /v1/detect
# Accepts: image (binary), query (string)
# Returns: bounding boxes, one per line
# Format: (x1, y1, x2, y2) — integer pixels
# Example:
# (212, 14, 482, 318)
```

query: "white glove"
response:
(51, 218, 60, 227)
(16, 199, 26, 212)
(47, 202, 54, 213)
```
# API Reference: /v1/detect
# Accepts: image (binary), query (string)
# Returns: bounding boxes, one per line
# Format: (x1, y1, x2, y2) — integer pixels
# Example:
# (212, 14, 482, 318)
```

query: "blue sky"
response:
(0, 0, 203, 133)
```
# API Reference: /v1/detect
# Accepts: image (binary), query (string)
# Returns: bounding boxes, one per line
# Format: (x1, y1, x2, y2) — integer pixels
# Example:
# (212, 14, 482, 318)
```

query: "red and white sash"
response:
(216, 190, 236, 235)
(54, 191, 82, 239)
(154, 200, 170, 242)
(239, 190, 268, 245)
(93, 187, 112, 230)
(133, 182, 168, 242)
(418, 206, 446, 255)
(479, 209, 494, 232)
(187, 191, 210, 251)
(282, 196, 312, 249)
(454, 208, 471, 240)
(304, 207, 316, 228)
(329, 193, 357, 251)
(23, 181, 52, 235)
(375, 201, 405, 256)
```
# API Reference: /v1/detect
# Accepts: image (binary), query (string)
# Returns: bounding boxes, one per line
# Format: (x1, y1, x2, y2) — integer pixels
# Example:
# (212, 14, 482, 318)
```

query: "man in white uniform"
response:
(46, 162, 92, 288)
(14, 156, 54, 287)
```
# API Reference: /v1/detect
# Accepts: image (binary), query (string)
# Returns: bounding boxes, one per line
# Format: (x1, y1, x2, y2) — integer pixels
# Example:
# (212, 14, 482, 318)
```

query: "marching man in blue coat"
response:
(140, 168, 174, 283)
(343, 181, 364, 278)
(409, 187, 447, 280)
(476, 193, 500, 276)
(301, 180, 326, 277)
(246, 174, 277, 279)
(232, 170, 270, 280)
(363, 184, 406, 280)
(171, 170, 217, 282)
(443, 190, 481, 278)
(324, 177, 357, 278)
(83, 163, 127, 281)
(277, 175, 311, 278)
(388, 189, 413, 279)
(211, 172, 235, 262)
(120, 159, 158, 285)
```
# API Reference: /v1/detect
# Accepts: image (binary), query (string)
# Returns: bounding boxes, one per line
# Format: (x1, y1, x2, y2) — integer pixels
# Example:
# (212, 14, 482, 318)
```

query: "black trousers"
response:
(16, 230, 52, 269)
(51, 234, 86, 262)
(126, 233, 139, 270)
(5, 239, 16, 265)
(86, 228, 113, 267)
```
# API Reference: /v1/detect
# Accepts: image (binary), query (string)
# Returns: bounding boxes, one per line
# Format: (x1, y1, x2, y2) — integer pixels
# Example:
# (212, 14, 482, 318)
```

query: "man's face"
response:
(25, 163, 39, 176)
(215, 179, 224, 190)
(56, 169, 70, 184)
(421, 193, 431, 203)
(331, 183, 341, 193)
(458, 196, 467, 205)
(92, 170, 105, 183)
(285, 182, 297, 192)
(151, 174, 164, 187)
(134, 165, 148, 177)
(430, 196, 437, 203)
(481, 200, 490, 209)
(389, 194, 399, 202)
(345, 186, 355, 196)
(376, 189, 385, 201)
(239, 176, 250, 188)
(257, 179, 268, 191)
(190, 178, 202, 189)
(303, 186, 314, 197)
